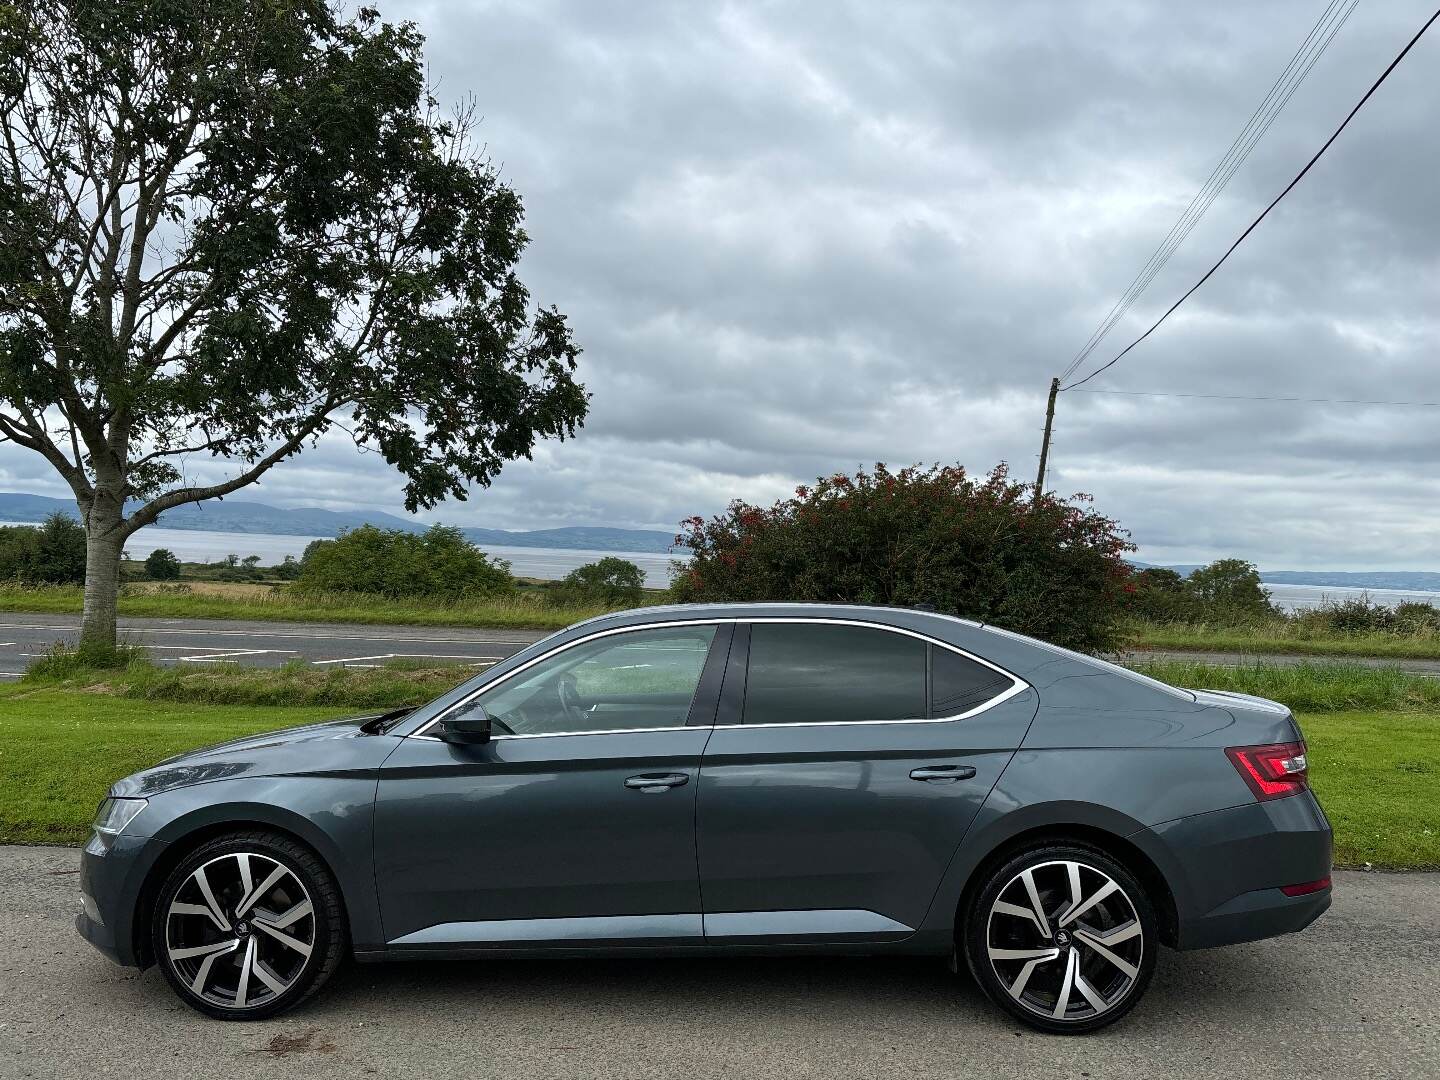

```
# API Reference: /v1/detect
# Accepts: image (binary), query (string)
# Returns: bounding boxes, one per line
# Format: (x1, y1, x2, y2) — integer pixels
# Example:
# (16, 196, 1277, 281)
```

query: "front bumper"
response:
(1134, 789, 1333, 950)
(76, 831, 167, 968)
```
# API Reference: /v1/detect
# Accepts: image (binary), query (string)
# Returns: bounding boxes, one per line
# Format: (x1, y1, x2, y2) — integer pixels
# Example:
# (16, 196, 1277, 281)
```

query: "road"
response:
(0, 849, 1435, 1078)
(0, 613, 547, 678)
(5, 612, 1439, 681)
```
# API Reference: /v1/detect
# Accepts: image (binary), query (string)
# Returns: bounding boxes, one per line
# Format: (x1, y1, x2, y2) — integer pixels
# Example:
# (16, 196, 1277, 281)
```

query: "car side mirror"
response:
(438, 708, 493, 745)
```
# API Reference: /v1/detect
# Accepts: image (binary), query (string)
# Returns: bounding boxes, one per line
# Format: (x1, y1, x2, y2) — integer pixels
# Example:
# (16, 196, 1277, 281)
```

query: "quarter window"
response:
(452, 625, 718, 736)
(929, 645, 1013, 716)
(743, 623, 927, 725)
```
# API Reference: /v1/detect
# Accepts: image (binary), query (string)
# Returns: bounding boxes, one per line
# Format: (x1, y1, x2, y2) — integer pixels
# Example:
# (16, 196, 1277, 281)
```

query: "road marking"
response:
(310, 652, 503, 668)
(178, 649, 292, 663)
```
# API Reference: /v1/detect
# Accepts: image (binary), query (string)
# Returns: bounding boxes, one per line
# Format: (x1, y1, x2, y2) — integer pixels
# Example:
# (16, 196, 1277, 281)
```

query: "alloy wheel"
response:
(164, 851, 316, 1010)
(985, 859, 1144, 1023)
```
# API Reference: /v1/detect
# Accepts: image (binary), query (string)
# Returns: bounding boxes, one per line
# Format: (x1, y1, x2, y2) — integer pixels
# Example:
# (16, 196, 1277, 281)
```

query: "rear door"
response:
(695, 619, 1036, 942)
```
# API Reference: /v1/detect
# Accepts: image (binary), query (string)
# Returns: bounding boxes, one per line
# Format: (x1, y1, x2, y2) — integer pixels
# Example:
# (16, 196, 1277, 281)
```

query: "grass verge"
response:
(22, 651, 474, 709)
(1126, 619, 1440, 660)
(1130, 659, 1440, 713)
(0, 687, 339, 844)
(0, 582, 619, 630)
(1303, 710, 1439, 869)
(1, 669, 1436, 865)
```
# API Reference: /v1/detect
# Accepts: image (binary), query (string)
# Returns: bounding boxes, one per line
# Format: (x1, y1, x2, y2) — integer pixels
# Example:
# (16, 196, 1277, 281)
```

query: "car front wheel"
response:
(963, 843, 1158, 1034)
(151, 831, 346, 1020)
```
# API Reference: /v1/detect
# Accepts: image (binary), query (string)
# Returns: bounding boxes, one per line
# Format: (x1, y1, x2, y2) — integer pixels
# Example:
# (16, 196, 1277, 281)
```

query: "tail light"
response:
(1225, 741, 1308, 801)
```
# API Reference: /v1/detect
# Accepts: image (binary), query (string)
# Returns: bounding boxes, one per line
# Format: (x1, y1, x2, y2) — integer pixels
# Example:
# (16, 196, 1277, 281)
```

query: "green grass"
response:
(1303, 710, 1440, 869)
(22, 652, 474, 709)
(1126, 618, 1440, 660)
(0, 582, 624, 630)
(1130, 659, 1440, 712)
(0, 686, 339, 844)
(2, 671, 1437, 865)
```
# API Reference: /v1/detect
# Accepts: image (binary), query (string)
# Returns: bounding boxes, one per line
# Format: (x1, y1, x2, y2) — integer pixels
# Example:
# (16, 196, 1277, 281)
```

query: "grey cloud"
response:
(5, 0, 1438, 569)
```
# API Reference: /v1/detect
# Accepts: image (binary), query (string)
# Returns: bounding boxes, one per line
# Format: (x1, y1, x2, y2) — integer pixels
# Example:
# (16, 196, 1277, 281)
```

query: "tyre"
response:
(151, 831, 346, 1020)
(962, 843, 1158, 1034)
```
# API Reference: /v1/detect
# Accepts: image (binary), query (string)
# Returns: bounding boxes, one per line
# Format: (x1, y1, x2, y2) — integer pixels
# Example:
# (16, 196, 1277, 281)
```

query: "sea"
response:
(9, 521, 1440, 608)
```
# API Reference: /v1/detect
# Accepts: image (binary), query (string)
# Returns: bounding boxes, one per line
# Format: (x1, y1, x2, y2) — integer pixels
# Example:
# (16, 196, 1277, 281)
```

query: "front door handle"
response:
(625, 773, 690, 793)
(909, 765, 977, 783)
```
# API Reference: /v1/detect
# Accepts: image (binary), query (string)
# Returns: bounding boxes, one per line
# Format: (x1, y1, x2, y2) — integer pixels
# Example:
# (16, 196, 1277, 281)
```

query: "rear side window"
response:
(929, 646, 1013, 716)
(744, 623, 926, 725)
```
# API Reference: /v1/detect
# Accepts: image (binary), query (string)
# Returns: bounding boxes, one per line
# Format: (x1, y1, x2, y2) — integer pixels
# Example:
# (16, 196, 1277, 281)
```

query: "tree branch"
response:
(123, 400, 343, 536)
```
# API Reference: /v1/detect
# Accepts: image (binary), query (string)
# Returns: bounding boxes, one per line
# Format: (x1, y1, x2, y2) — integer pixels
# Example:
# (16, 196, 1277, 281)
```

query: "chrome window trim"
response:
(410, 616, 1030, 741)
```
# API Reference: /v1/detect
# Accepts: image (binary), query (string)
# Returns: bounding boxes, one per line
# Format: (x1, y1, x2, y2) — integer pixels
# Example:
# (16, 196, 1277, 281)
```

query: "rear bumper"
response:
(1132, 790, 1332, 951)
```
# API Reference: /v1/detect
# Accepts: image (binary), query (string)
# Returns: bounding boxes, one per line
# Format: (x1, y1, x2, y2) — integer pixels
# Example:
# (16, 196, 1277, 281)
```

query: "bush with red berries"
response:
(672, 463, 1134, 652)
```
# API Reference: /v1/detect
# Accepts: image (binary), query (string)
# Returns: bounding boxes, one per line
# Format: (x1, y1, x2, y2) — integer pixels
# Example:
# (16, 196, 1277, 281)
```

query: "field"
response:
(2, 658, 1436, 867)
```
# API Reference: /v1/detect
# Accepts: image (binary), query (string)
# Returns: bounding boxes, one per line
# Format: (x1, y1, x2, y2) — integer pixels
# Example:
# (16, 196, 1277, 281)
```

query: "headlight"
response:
(90, 797, 148, 849)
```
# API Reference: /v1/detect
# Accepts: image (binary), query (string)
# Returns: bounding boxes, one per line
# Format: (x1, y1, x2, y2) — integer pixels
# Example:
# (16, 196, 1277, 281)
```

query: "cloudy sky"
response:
(6, 0, 1439, 569)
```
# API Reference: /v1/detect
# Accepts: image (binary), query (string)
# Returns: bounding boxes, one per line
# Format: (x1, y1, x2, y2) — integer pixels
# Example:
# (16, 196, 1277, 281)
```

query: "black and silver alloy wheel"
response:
(153, 832, 345, 1020)
(965, 844, 1158, 1034)
(165, 852, 315, 1009)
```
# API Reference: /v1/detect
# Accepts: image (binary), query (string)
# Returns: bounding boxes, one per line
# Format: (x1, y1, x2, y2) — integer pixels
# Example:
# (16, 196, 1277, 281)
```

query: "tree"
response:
(1184, 559, 1275, 620)
(296, 523, 511, 600)
(0, 1, 586, 651)
(143, 547, 181, 580)
(552, 556, 646, 608)
(0, 511, 88, 584)
(1122, 565, 1194, 622)
(273, 554, 302, 580)
(673, 463, 1134, 652)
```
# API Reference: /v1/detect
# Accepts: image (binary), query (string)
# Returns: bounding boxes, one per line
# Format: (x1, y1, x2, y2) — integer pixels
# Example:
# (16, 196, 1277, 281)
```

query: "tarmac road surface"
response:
(0, 847, 1435, 1079)
(0, 613, 547, 678)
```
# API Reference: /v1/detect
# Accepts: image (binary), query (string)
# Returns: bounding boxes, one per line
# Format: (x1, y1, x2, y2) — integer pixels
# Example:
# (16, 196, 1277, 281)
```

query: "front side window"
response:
(743, 623, 927, 725)
(451, 625, 718, 736)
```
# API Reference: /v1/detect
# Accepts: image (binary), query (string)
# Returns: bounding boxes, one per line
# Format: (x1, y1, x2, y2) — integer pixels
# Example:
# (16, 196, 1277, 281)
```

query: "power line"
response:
(1070, 388, 1440, 408)
(1058, 0, 1360, 384)
(1063, 3, 1440, 391)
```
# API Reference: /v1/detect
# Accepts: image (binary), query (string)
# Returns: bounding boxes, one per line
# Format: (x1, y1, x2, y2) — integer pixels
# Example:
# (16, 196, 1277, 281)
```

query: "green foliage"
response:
(296, 524, 513, 600)
(26, 640, 148, 676)
(550, 556, 646, 607)
(1, 0, 587, 646)
(674, 463, 1134, 652)
(143, 547, 181, 580)
(1185, 558, 1276, 619)
(0, 512, 87, 584)
(1124, 558, 1277, 623)
(273, 555, 302, 581)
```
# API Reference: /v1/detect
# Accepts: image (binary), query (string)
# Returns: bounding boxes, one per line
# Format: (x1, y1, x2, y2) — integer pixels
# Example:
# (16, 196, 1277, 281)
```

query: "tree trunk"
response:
(79, 512, 126, 653)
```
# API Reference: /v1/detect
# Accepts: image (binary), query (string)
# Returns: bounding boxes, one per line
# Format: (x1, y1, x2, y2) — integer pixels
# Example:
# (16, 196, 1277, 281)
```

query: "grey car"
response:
(77, 604, 1332, 1033)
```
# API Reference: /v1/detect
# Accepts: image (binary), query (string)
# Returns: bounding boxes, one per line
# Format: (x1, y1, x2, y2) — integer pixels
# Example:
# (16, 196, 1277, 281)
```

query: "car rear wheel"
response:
(152, 831, 346, 1020)
(962, 843, 1158, 1034)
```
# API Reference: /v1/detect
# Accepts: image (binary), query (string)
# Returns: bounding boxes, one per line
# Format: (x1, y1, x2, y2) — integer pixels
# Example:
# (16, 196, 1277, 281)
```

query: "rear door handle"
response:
(625, 773, 690, 793)
(909, 765, 977, 783)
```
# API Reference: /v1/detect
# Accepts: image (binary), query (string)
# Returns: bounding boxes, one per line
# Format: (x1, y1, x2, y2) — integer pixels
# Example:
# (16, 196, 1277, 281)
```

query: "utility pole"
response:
(1034, 377, 1059, 502)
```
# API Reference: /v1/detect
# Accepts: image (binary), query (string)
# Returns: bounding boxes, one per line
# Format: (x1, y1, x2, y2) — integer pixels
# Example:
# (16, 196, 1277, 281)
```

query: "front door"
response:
(696, 620, 1036, 942)
(375, 622, 730, 949)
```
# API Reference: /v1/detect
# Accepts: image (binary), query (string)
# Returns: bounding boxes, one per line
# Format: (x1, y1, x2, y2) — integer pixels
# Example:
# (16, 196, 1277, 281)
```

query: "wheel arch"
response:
(921, 800, 1181, 949)
(954, 822, 1179, 948)
(133, 809, 357, 969)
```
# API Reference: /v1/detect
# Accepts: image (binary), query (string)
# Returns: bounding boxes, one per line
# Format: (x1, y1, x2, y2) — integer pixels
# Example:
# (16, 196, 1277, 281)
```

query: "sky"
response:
(4, 0, 1439, 569)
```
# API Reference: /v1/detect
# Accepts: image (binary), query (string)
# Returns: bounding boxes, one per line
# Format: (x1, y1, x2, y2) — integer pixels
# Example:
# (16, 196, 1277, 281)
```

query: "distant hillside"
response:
(0, 492, 679, 554)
